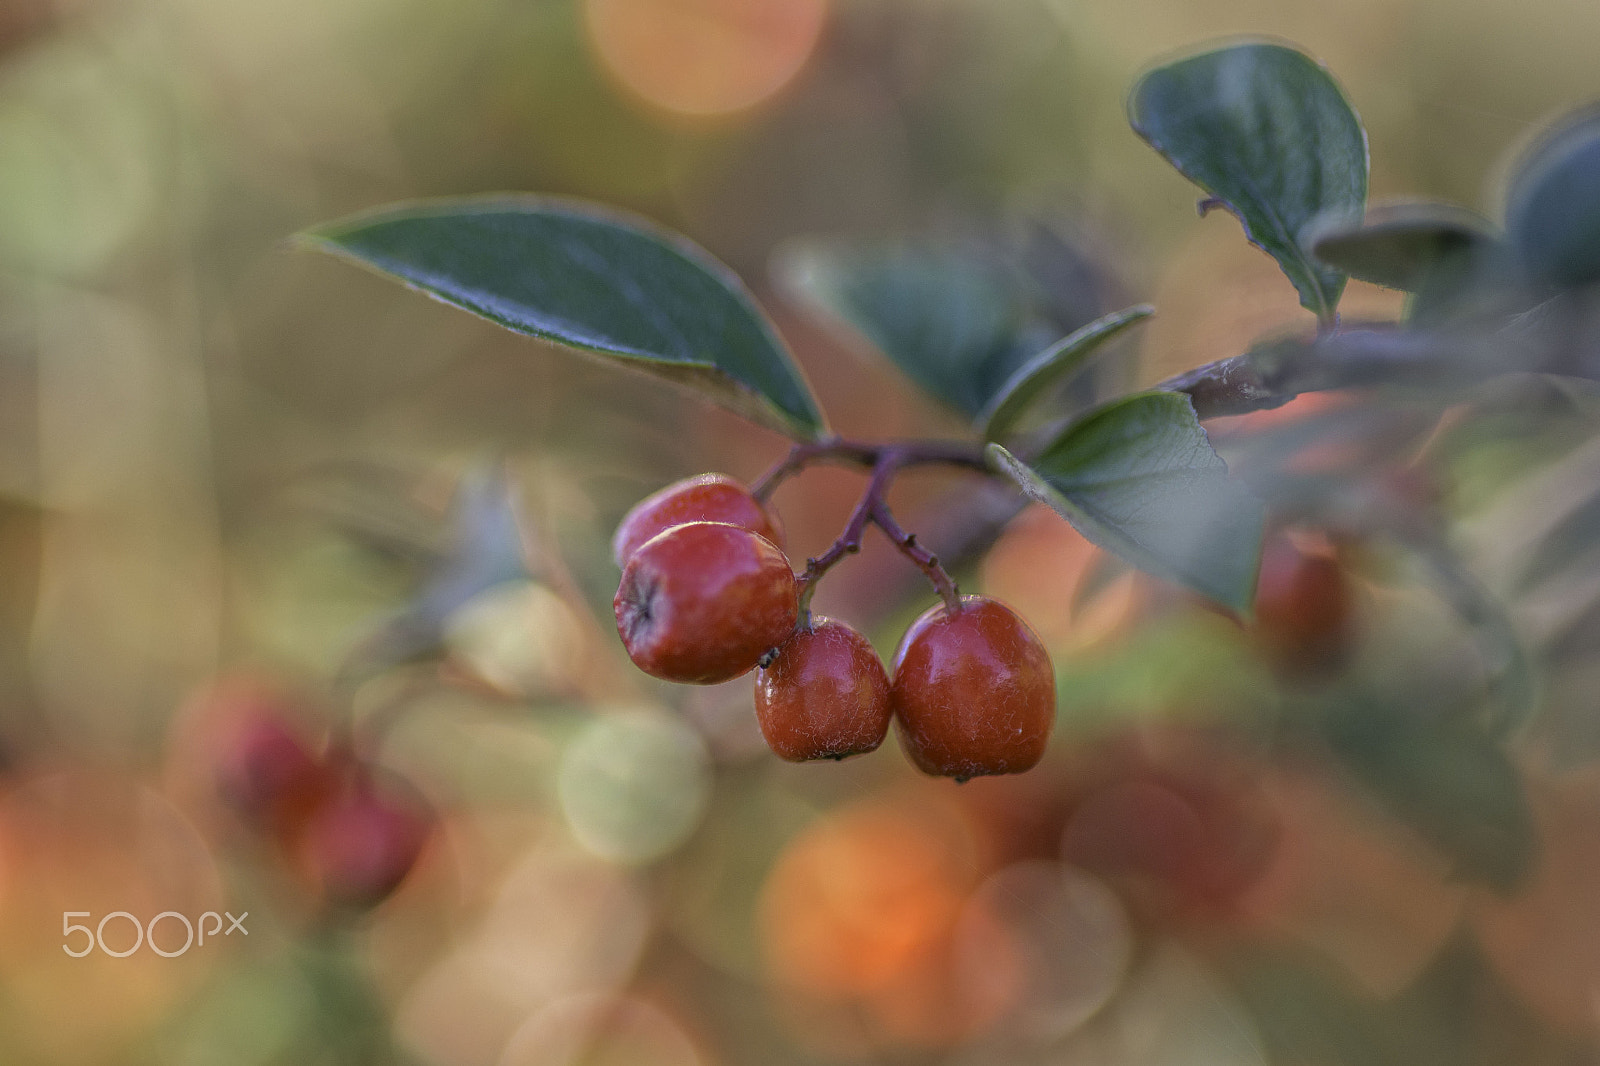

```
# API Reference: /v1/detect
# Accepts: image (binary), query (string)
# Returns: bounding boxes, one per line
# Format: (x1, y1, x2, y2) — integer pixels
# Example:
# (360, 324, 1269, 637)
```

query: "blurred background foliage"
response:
(2, 0, 1600, 1063)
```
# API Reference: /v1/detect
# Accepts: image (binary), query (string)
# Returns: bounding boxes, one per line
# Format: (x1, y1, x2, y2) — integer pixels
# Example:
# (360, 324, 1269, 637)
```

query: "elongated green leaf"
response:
(1311, 202, 1516, 326)
(1309, 202, 1502, 291)
(1323, 701, 1533, 891)
(987, 392, 1265, 612)
(1517, 486, 1600, 594)
(1130, 41, 1368, 322)
(775, 243, 1034, 418)
(979, 304, 1154, 441)
(1506, 106, 1600, 289)
(301, 196, 826, 440)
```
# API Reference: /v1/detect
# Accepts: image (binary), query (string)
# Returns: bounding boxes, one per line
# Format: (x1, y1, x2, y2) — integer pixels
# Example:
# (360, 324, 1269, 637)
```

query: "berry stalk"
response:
(788, 443, 966, 618)
(751, 437, 989, 501)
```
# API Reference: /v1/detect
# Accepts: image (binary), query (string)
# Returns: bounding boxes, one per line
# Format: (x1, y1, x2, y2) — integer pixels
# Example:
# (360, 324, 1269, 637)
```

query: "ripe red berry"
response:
(612, 473, 783, 567)
(1252, 533, 1352, 674)
(614, 521, 798, 684)
(756, 617, 892, 761)
(890, 596, 1055, 781)
(214, 713, 328, 834)
(295, 765, 431, 909)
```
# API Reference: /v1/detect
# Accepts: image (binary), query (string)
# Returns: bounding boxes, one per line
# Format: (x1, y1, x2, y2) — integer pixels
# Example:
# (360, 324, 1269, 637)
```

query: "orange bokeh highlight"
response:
(762, 800, 972, 996)
(0, 768, 224, 1062)
(585, 0, 828, 117)
(759, 794, 1016, 1050)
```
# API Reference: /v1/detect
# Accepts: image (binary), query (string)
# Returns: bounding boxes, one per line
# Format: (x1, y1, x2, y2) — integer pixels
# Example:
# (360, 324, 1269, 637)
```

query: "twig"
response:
(870, 497, 961, 611)
(786, 445, 971, 620)
(752, 437, 989, 501)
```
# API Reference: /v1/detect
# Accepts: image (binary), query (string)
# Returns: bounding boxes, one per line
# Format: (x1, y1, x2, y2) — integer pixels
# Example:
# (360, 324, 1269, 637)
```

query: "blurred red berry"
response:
(1253, 533, 1353, 675)
(213, 713, 328, 835)
(294, 765, 432, 909)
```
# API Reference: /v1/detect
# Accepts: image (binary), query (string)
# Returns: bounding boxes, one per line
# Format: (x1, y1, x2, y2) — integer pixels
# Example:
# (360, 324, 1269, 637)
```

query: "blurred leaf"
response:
(1401, 537, 1538, 737)
(979, 304, 1154, 441)
(1231, 953, 1394, 1066)
(302, 196, 825, 440)
(1233, 937, 1530, 1066)
(354, 461, 531, 672)
(297, 936, 403, 1063)
(1541, 595, 1600, 667)
(1017, 220, 1125, 336)
(1130, 41, 1368, 321)
(1310, 202, 1516, 327)
(987, 392, 1265, 612)
(1513, 485, 1600, 593)
(1505, 106, 1600, 289)
(1322, 700, 1534, 892)
(775, 242, 1035, 418)
(164, 959, 319, 1066)
(1309, 202, 1503, 291)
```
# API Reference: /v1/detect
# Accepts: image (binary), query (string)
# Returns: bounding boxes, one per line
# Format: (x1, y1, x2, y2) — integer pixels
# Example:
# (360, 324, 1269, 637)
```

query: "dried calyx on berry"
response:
(613, 520, 798, 684)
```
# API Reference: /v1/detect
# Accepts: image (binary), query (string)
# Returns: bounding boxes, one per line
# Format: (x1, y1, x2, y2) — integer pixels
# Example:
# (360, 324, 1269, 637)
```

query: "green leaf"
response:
(1505, 106, 1600, 289)
(1322, 701, 1534, 892)
(1130, 41, 1369, 322)
(986, 392, 1265, 612)
(370, 461, 531, 668)
(1308, 201, 1503, 291)
(1309, 202, 1518, 326)
(774, 243, 1033, 418)
(300, 196, 826, 440)
(978, 304, 1154, 442)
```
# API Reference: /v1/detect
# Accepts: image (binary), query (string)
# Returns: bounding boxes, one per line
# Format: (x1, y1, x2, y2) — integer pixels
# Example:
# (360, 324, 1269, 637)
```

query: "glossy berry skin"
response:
(296, 767, 431, 909)
(1252, 535, 1351, 674)
(756, 617, 892, 761)
(614, 521, 798, 684)
(612, 473, 783, 567)
(890, 596, 1054, 780)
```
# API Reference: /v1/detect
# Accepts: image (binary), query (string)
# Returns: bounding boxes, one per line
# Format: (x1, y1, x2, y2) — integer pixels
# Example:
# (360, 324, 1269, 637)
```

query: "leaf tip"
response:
(983, 440, 1028, 478)
(284, 227, 333, 253)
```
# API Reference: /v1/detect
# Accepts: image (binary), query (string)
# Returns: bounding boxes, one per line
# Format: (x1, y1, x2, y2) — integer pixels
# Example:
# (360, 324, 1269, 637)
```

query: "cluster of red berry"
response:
(611, 474, 1056, 780)
(208, 687, 432, 909)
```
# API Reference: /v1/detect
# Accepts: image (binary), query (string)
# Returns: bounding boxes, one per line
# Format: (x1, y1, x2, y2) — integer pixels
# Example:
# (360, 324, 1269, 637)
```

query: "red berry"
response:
(1253, 534, 1352, 674)
(614, 521, 798, 684)
(612, 473, 783, 567)
(214, 714, 327, 834)
(295, 766, 431, 909)
(890, 596, 1055, 780)
(756, 617, 892, 761)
